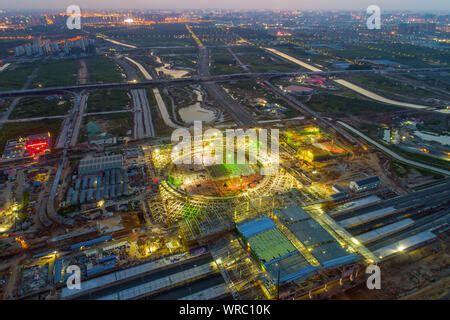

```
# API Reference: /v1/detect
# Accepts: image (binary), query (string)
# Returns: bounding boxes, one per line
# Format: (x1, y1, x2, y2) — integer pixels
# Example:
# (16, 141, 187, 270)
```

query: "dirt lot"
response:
(334, 232, 450, 300)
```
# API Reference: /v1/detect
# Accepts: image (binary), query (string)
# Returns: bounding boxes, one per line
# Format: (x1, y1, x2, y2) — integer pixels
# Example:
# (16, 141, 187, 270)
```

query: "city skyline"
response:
(1, 0, 450, 12)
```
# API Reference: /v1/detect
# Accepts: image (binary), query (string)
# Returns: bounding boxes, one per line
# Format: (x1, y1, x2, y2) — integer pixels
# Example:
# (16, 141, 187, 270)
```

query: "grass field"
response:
(100, 24, 196, 47)
(210, 48, 242, 75)
(390, 161, 443, 180)
(32, 59, 78, 88)
(87, 90, 130, 112)
(234, 46, 301, 73)
(0, 99, 10, 113)
(305, 42, 450, 68)
(161, 54, 197, 70)
(83, 112, 133, 139)
(0, 119, 63, 153)
(85, 56, 125, 83)
(271, 45, 335, 68)
(390, 145, 450, 171)
(307, 93, 399, 116)
(0, 64, 36, 91)
(346, 74, 435, 100)
(10, 96, 71, 119)
(223, 80, 301, 119)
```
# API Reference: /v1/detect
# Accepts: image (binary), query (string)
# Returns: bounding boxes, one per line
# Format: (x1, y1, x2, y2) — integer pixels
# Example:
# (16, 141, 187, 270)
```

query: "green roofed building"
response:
(86, 121, 102, 139)
(247, 228, 297, 264)
(208, 163, 256, 179)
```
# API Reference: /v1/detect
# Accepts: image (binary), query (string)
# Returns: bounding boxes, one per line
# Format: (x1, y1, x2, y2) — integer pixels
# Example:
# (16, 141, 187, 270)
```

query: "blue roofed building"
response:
(236, 206, 362, 291)
(349, 176, 381, 192)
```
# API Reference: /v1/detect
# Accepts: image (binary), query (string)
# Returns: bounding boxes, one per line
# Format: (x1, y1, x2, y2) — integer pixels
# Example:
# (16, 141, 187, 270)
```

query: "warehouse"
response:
(349, 176, 381, 192)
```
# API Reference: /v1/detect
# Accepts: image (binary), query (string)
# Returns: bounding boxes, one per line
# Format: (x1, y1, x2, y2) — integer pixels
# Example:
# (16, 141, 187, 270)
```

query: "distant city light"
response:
(124, 18, 134, 24)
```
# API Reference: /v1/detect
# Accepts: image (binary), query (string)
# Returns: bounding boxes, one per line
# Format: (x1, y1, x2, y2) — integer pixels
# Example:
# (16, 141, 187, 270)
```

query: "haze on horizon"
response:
(1, 0, 450, 12)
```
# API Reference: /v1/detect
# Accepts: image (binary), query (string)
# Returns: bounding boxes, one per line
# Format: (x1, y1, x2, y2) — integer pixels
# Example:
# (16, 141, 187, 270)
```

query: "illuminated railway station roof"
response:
(247, 228, 297, 264)
(265, 253, 317, 284)
(274, 206, 310, 223)
(237, 206, 362, 285)
(288, 219, 335, 247)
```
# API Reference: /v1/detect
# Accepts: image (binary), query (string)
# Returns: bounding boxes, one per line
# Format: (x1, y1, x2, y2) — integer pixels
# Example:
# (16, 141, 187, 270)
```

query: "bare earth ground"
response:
(78, 60, 89, 85)
(334, 233, 450, 300)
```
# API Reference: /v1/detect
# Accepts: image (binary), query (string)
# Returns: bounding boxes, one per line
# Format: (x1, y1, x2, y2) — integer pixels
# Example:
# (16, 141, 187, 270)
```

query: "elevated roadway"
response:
(263, 47, 447, 114)
(2, 68, 447, 100)
(124, 55, 180, 129)
(337, 121, 450, 176)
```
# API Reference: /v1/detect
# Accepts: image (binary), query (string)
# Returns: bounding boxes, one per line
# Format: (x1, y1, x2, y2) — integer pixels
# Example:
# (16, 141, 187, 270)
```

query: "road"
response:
(263, 47, 446, 113)
(71, 94, 87, 147)
(54, 92, 86, 149)
(46, 93, 86, 226)
(125, 56, 153, 80)
(123, 56, 178, 130)
(0, 66, 38, 129)
(227, 47, 251, 72)
(84, 110, 133, 116)
(5, 115, 67, 122)
(225, 45, 363, 145)
(2, 67, 450, 99)
(114, 56, 156, 137)
(132, 89, 155, 139)
(337, 121, 450, 176)
(114, 56, 154, 137)
(97, 35, 137, 49)
(0, 63, 11, 72)
(198, 46, 257, 127)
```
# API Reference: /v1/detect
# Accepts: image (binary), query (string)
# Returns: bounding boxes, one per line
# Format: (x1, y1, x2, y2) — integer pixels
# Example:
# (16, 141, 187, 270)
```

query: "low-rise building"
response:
(349, 176, 381, 192)
(78, 155, 124, 176)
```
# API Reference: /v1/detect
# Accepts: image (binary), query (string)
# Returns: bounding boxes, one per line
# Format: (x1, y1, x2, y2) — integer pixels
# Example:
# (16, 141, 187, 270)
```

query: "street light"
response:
(275, 262, 281, 300)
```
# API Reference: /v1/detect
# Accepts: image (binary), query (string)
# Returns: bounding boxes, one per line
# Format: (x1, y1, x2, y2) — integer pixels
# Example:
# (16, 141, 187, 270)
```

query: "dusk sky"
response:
(1, 0, 450, 11)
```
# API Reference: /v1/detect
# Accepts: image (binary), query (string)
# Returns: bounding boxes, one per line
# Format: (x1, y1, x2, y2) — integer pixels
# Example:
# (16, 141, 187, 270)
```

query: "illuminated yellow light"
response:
(97, 200, 105, 207)
(351, 237, 360, 245)
(397, 245, 405, 252)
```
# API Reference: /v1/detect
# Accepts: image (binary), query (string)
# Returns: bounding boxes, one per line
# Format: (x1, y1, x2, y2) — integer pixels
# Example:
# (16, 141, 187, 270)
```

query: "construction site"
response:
(2, 116, 447, 301)
(116, 122, 448, 300)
